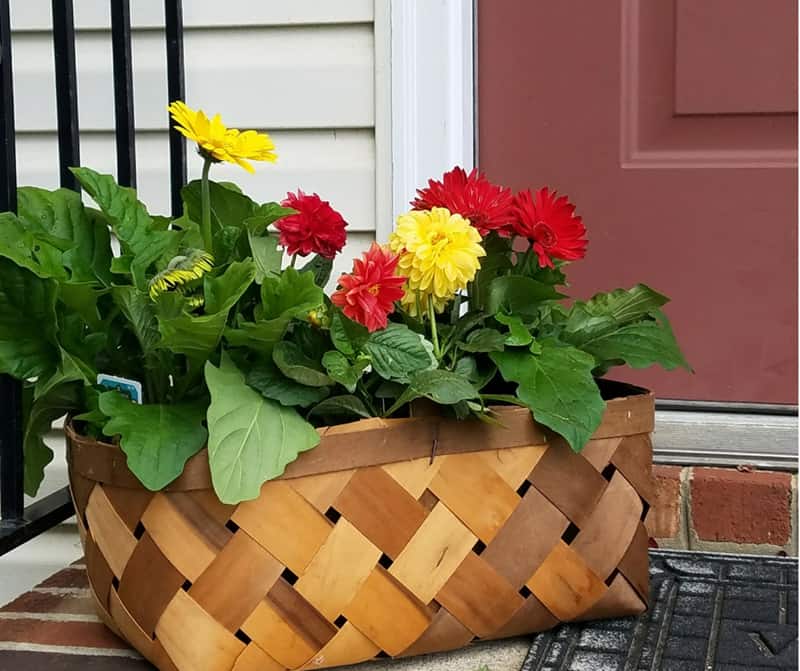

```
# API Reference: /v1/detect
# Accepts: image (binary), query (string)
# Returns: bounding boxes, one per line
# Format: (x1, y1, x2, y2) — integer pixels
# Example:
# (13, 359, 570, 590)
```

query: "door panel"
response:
(478, 0, 797, 403)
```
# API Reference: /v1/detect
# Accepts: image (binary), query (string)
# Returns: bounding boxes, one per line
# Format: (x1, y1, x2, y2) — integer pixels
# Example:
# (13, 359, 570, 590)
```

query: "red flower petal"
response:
(331, 243, 406, 332)
(411, 166, 516, 237)
(513, 187, 588, 267)
(276, 190, 348, 259)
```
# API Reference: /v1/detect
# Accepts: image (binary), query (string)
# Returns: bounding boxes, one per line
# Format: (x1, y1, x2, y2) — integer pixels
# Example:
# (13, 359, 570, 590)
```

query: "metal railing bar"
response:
(110, 0, 136, 188)
(655, 399, 798, 417)
(164, 0, 186, 217)
(0, 0, 24, 527)
(0, 487, 74, 556)
(52, 0, 80, 191)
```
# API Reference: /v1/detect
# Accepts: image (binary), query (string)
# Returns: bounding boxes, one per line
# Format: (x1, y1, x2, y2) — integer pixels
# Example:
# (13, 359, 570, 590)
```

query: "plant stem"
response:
(427, 294, 441, 360)
(200, 156, 213, 252)
(290, 253, 298, 269)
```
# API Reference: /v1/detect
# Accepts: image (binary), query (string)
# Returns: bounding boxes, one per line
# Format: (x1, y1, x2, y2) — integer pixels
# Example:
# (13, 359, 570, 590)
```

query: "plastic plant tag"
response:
(97, 374, 143, 404)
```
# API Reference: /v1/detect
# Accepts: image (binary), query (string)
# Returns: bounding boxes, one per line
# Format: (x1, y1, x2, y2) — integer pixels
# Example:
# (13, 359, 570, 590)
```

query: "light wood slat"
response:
(241, 600, 317, 669)
(478, 444, 547, 490)
(381, 457, 442, 498)
(141, 493, 219, 582)
(389, 503, 476, 604)
(526, 541, 608, 622)
(288, 469, 356, 514)
(297, 622, 381, 670)
(295, 519, 381, 621)
(343, 569, 431, 656)
(84, 486, 136, 578)
(231, 643, 284, 671)
(156, 590, 245, 671)
(428, 452, 519, 543)
(232, 481, 332, 575)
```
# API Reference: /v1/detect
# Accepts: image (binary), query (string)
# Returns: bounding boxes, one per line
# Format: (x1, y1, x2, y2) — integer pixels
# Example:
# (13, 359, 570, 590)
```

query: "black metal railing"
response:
(0, 0, 186, 555)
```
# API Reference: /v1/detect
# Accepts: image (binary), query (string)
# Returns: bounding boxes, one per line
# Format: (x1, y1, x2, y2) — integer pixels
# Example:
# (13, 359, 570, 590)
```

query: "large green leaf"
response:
(18, 187, 113, 284)
(0, 258, 59, 378)
(71, 168, 178, 288)
(300, 254, 333, 288)
(158, 260, 255, 360)
(248, 231, 283, 284)
(205, 354, 320, 504)
(458, 328, 506, 353)
(247, 360, 331, 407)
(573, 312, 691, 371)
(364, 324, 437, 382)
(321, 350, 370, 393)
(23, 382, 80, 496)
(0, 212, 69, 279)
(491, 340, 606, 452)
(408, 369, 479, 405)
(258, 267, 323, 320)
(99, 391, 207, 490)
(330, 310, 369, 357)
(485, 275, 565, 318)
(273, 341, 333, 387)
(112, 286, 159, 355)
(578, 284, 669, 323)
(494, 312, 533, 346)
(182, 179, 257, 235)
(308, 395, 371, 422)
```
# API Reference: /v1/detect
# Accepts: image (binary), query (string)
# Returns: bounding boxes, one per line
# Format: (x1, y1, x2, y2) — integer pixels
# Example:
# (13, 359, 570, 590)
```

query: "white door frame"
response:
(375, 0, 475, 242)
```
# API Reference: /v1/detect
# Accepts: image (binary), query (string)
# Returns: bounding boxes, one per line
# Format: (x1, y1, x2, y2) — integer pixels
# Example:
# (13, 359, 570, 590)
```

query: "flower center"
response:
(533, 221, 556, 247)
(367, 284, 381, 295)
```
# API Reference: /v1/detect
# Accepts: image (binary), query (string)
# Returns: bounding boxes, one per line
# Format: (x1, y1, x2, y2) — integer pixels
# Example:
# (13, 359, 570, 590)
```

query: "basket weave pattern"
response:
(67, 398, 654, 671)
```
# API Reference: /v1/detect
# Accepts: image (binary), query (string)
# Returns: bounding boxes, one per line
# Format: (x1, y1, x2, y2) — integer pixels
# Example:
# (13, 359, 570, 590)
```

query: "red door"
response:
(478, 0, 797, 403)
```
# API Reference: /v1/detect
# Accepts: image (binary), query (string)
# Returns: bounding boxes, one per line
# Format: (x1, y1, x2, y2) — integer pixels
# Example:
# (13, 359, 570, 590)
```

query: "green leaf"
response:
(0, 258, 59, 378)
(322, 350, 370, 393)
(258, 267, 323, 321)
(18, 187, 113, 284)
(494, 312, 533, 346)
(0, 212, 69, 279)
(245, 202, 296, 232)
(364, 323, 437, 382)
(99, 392, 207, 490)
(572, 312, 691, 371)
(158, 261, 255, 360)
(205, 354, 320, 504)
(23, 382, 80, 496)
(71, 168, 178, 289)
(247, 360, 331, 407)
(453, 355, 497, 390)
(491, 340, 605, 452)
(300, 254, 333, 287)
(273, 341, 333, 387)
(330, 310, 369, 357)
(224, 318, 289, 353)
(579, 284, 669, 322)
(408, 369, 479, 405)
(212, 226, 243, 265)
(485, 275, 565, 318)
(182, 179, 257, 234)
(458, 328, 506, 353)
(112, 286, 159, 355)
(308, 395, 371, 422)
(34, 347, 92, 399)
(248, 231, 283, 283)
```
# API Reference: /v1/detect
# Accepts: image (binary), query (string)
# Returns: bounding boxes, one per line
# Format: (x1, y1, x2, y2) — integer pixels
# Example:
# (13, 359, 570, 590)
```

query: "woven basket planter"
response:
(66, 381, 654, 671)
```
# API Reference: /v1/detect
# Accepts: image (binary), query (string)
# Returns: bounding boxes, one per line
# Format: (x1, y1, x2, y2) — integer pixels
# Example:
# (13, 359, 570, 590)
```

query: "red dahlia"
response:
(411, 166, 516, 237)
(277, 190, 348, 259)
(513, 187, 588, 268)
(331, 243, 406, 332)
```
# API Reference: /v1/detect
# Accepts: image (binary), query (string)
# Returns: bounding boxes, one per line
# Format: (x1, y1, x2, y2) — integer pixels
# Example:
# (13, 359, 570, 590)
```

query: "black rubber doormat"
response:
(521, 550, 798, 671)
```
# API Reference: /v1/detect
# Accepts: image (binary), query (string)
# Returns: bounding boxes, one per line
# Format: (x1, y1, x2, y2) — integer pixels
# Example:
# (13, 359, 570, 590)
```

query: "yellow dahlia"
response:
(167, 101, 277, 173)
(389, 207, 485, 317)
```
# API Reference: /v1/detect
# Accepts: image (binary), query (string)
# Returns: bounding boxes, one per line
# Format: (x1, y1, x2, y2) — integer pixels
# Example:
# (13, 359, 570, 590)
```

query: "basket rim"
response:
(66, 379, 654, 491)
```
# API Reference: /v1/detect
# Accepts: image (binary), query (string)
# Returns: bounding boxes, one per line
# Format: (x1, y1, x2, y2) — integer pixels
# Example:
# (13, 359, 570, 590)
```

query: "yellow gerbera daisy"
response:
(149, 250, 214, 301)
(167, 101, 277, 173)
(389, 207, 485, 317)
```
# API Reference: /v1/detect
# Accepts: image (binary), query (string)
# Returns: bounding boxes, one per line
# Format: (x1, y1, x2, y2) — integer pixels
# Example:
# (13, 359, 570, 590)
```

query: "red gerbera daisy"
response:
(331, 243, 406, 332)
(513, 187, 588, 268)
(411, 166, 516, 237)
(276, 190, 347, 259)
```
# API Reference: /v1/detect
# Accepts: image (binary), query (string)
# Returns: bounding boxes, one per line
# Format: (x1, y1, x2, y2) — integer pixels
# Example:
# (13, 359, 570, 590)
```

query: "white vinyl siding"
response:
(9, 0, 388, 278)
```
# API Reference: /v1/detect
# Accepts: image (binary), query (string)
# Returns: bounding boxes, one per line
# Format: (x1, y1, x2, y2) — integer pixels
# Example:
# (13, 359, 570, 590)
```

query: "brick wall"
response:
(647, 465, 798, 555)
